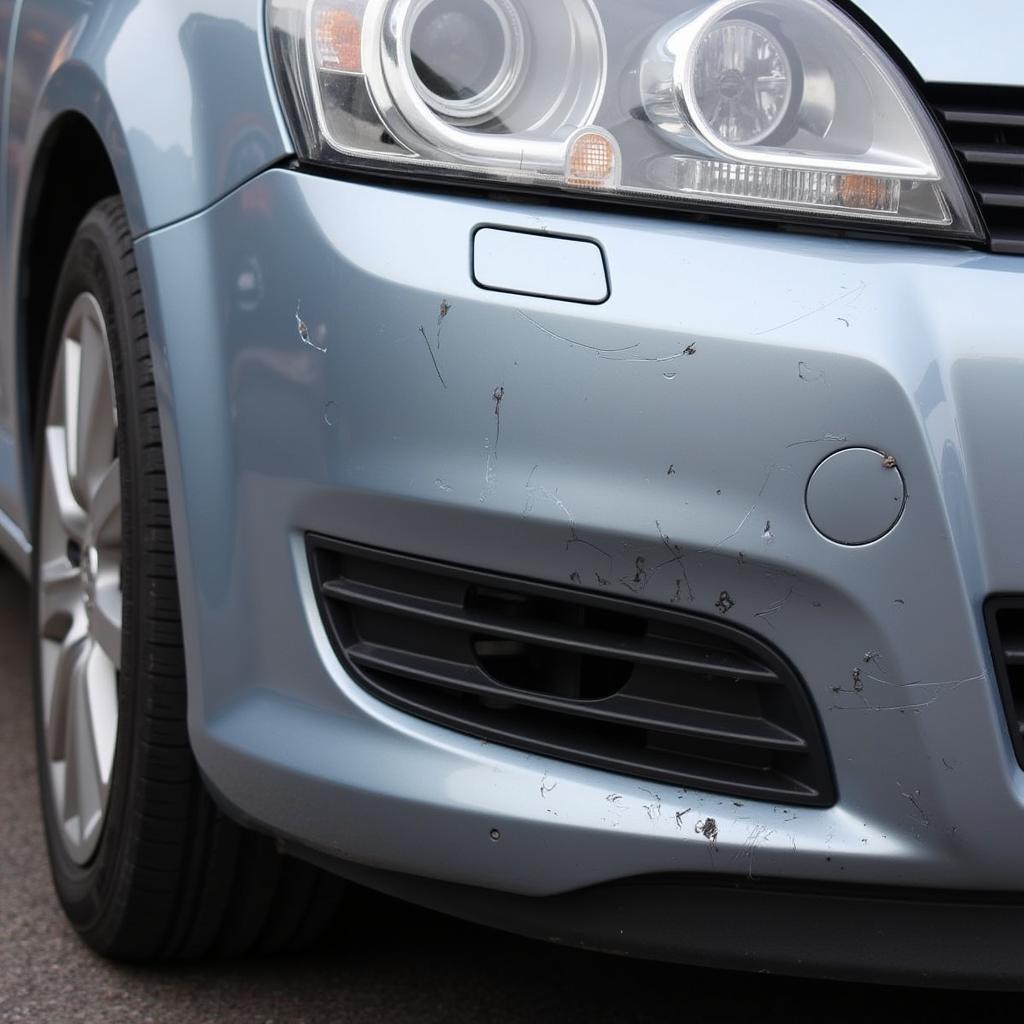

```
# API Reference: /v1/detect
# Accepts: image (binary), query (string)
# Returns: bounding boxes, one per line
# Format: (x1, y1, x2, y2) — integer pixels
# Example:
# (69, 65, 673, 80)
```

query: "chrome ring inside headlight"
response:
(689, 17, 796, 146)
(364, 0, 605, 171)
(405, 0, 526, 122)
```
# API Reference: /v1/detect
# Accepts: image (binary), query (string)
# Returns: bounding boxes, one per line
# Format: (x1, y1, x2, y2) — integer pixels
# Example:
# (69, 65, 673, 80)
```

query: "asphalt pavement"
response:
(1, 558, 1021, 1022)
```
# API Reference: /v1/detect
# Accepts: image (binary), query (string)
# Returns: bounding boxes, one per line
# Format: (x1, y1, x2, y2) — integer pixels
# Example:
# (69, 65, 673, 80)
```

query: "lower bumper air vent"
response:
(984, 598, 1024, 770)
(308, 536, 836, 807)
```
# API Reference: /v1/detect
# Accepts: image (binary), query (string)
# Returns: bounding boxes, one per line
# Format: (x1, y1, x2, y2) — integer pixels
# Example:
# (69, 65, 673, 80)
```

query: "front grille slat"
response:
(324, 576, 779, 681)
(347, 640, 809, 752)
(956, 145, 1024, 168)
(309, 535, 836, 807)
(939, 108, 1024, 129)
(984, 599, 1024, 770)
(1001, 642, 1024, 665)
(928, 84, 1024, 255)
(977, 188, 1024, 209)
(379, 681, 822, 803)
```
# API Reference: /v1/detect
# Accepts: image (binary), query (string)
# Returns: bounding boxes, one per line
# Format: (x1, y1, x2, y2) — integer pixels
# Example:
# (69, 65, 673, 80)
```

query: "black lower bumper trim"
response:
(286, 843, 1024, 990)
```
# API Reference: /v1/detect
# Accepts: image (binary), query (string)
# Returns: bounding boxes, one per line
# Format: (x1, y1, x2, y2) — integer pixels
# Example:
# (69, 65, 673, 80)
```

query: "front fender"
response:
(10, 0, 290, 239)
(0, 0, 292, 538)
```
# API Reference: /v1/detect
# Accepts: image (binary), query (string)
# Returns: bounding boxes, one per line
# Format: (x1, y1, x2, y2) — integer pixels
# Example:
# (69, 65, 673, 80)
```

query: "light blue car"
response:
(2, 0, 1022, 986)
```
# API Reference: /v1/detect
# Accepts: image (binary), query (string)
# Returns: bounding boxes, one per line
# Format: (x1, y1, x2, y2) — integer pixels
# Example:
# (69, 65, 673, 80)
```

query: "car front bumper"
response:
(135, 166, 1024, 941)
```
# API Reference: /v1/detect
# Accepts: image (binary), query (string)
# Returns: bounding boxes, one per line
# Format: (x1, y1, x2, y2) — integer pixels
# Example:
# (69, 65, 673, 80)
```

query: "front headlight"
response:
(267, 0, 983, 239)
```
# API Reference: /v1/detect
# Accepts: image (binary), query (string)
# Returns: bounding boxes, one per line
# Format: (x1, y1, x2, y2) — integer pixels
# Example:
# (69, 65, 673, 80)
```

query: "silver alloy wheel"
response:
(38, 292, 122, 866)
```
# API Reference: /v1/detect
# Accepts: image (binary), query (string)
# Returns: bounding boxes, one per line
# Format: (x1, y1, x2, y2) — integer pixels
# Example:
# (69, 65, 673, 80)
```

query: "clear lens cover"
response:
(268, 0, 984, 238)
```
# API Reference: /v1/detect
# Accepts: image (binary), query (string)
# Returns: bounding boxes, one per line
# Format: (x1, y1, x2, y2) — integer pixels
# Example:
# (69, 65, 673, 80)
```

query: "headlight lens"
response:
(692, 19, 795, 146)
(268, 0, 983, 239)
(407, 0, 525, 121)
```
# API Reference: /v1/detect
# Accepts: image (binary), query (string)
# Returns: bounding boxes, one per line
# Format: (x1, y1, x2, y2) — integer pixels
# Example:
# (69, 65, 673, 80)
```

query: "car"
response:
(1, 0, 1023, 987)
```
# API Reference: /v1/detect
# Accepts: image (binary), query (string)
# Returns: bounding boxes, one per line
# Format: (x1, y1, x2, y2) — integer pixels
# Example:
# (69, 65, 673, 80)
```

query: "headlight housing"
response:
(268, 0, 983, 240)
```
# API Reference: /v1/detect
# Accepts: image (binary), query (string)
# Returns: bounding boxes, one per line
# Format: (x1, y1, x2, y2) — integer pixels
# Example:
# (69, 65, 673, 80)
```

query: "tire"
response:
(30, 197, 344, 961)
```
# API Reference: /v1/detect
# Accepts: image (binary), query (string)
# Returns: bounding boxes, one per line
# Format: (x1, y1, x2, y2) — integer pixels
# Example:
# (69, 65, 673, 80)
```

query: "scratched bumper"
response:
(135, 167, 1024, 904)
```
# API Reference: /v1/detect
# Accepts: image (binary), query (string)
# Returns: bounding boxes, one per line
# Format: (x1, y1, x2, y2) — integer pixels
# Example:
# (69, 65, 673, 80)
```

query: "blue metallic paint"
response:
(2, 0, 1024, 926)
(135, 167, 1023, 893)
(854, 0, 1024, 89)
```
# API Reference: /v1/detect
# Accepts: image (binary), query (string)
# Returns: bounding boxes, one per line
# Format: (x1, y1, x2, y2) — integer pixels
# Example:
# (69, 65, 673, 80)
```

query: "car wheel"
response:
(31, 196, 344, 960)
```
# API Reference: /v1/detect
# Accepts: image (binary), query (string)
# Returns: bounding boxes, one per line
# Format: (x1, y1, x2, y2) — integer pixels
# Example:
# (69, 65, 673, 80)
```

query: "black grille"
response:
(308, 536, 835, 807)
(930, 84, 1024, 254)
(984, 598, 1024, 769)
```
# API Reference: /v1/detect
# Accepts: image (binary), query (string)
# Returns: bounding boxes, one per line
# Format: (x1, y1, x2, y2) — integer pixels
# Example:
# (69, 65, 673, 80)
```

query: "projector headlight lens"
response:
(407, 0, 525, 121)
(692, 18, 795, 145)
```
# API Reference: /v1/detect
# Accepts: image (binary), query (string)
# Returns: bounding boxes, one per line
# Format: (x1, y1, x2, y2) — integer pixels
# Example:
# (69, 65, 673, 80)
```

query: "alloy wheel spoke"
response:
(90, 459, 121, 548)
(72, 311, 116, 505)
(64, 646, 105, 850)
(44, 426, 87, 540)
(83, 642, 119, 789)
(38, 556, 82, 634)
(60, 649, 86, 834)
(90, 575, 123, 671)
(45, 631, 88, 762)
(61, 339, 82, 495)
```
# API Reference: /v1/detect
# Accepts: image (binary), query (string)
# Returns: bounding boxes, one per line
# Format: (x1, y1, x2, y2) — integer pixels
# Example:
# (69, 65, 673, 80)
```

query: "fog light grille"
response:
(308, 535, 836, 807)
(984, 598, 1024, 768)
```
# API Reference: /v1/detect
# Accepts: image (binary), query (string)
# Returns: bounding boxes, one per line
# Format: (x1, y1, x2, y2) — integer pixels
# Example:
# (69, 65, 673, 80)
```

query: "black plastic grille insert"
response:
(308, 536, 835, 807)
(929, 84, 1024, 255)
(984, 597, 1024, 770)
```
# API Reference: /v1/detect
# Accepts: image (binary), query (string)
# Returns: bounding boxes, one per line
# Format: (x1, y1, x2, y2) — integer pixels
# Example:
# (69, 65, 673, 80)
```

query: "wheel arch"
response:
(16, 109, 122, 519)
(10, 0, 292, 531)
